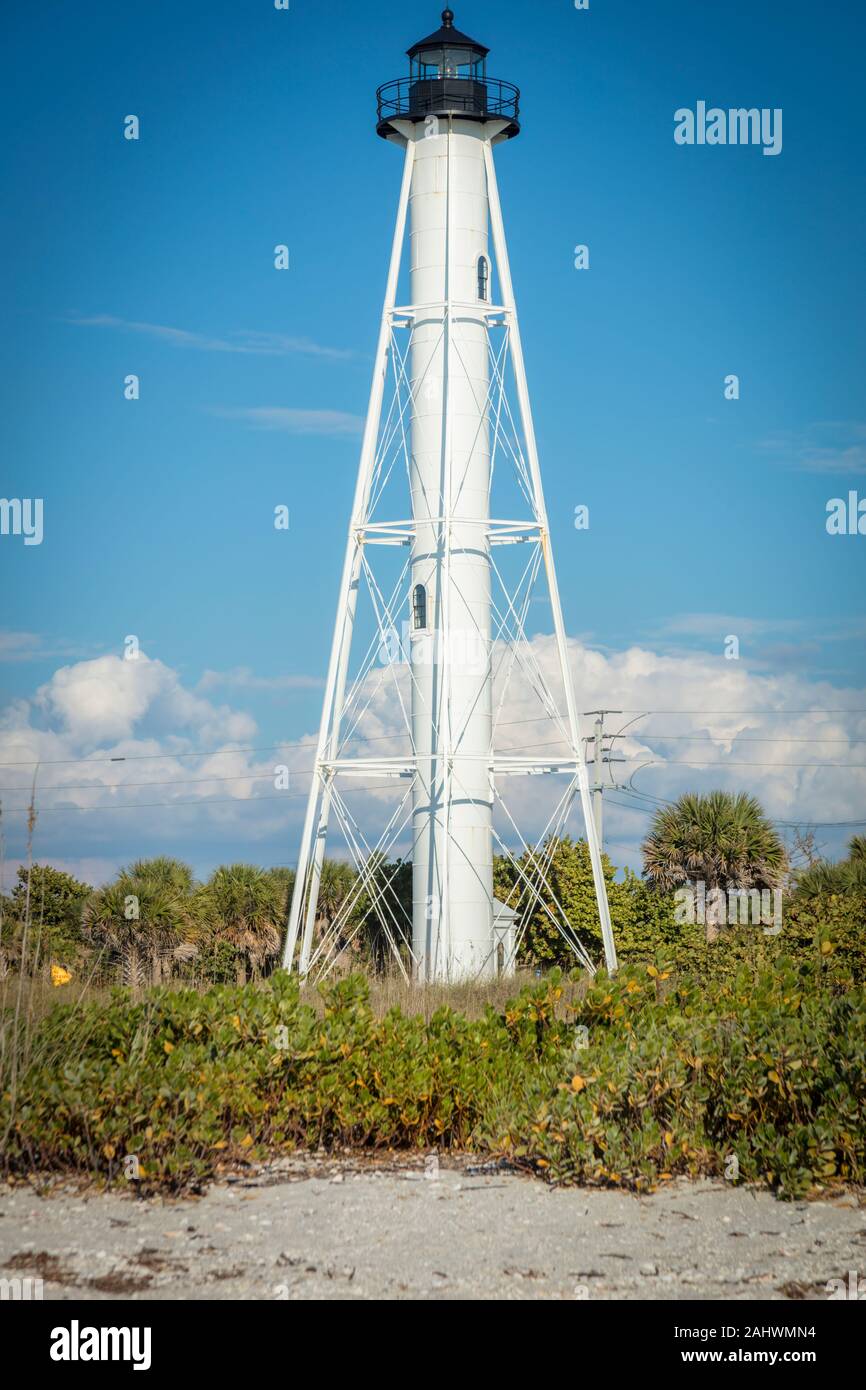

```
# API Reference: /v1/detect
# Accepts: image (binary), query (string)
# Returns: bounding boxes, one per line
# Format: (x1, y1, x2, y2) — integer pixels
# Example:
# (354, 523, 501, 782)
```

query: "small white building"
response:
(492, 900, 519, 976)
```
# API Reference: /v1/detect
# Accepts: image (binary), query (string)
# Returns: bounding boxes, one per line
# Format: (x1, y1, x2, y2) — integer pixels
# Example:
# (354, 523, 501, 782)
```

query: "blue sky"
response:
(1, 0, 864, 884)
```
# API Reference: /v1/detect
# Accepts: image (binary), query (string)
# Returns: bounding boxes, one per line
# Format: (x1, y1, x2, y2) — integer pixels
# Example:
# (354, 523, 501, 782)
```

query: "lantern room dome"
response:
(376, 8, 520, 141)
(407, 9, 490, 61)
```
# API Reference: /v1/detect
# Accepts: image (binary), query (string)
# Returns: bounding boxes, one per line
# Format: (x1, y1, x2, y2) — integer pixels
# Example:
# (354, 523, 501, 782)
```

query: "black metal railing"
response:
(376, 75, 520, 127)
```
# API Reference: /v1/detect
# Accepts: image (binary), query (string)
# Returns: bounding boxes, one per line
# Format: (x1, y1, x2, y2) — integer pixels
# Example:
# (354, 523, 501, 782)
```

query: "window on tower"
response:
(477, 255, 489, 302)
(412, 583, 428, 631)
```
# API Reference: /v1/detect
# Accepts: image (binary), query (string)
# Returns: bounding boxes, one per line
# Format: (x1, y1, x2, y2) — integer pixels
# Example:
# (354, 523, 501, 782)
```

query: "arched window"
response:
(412, 583, 428, 631)
(477, 255, 489, 302)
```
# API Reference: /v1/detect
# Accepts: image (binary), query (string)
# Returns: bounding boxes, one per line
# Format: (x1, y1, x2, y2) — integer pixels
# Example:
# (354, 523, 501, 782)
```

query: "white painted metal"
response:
(281, 141, 415, 973)
(407, 118, 495, 981)
(283, 109, 618, 983)
(483, 142, 618, 976)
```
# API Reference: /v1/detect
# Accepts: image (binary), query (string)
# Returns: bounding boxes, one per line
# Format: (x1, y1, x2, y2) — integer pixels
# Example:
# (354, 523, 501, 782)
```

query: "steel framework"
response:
(282, 132, 617, 983)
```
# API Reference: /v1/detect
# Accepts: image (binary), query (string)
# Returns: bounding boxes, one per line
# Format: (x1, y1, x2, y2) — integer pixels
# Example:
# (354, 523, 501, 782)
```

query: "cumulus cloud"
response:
(1, 640, 864, 888)
(0, 652, 315, 887)
(29, 654, 255, 745)
(330, 634, 866, 871)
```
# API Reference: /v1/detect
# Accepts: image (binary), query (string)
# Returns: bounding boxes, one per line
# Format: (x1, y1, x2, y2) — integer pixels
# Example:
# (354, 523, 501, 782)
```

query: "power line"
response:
(506, 734, 866, 767)
(4, 707, 865, 770)
(0, 771, 284, 794)
(2, 754, 863, 814)
(617, 734, 866, 744)
(612, 709, 866, 716)
(621, 758, 866, 768)
(774, 817, 866, 828)
(605, 788, 866, 831)
(0, 713, 576, 770)
(0, 781, 401, 816)
(0, 742, 310, 769)
(606, 796, 655, 816)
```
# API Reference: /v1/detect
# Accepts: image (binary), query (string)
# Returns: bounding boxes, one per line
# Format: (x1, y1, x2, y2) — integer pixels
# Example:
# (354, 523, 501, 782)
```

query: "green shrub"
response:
(502, 960, 866, 1198)
(494, 838, 678, 965)
(2, 960, 863, 1201)
(6, 864, 92, 969)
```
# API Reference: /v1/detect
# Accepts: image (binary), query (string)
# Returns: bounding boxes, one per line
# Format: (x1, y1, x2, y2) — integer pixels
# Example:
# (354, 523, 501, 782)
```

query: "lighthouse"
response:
(283, 10, 617, 983)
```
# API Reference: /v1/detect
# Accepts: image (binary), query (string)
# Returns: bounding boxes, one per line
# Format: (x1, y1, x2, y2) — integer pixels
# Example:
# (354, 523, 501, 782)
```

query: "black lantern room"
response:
(408, 9, 488, 84)
(376, 9, 520, 140)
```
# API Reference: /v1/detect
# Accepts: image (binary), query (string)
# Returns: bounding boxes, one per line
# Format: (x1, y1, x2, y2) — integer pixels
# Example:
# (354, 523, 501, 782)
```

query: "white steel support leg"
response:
(483, 141, 618, 975)
(283, 141, 416, 973)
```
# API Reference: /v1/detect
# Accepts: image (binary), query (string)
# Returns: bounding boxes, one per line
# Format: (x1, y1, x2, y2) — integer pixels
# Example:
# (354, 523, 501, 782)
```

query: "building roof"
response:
(407, 9, 490, 59)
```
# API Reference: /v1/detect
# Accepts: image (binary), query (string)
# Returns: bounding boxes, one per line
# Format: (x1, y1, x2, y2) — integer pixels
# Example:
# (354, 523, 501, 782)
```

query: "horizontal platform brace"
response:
(318, 767, 414, 781)
(492, 765, 579, 777)
(391, 301, 509, 319)
(354, 520, 545, 546)
(313, 757, 579, 778)
(361, 518, 543, 529)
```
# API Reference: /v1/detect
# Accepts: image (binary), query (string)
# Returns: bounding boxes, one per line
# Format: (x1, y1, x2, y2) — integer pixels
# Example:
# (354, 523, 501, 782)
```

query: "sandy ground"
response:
(1, 1158, 864, 1301)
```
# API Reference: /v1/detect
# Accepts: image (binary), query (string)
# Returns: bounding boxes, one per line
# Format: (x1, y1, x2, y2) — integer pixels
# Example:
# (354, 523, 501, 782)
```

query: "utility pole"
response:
(583, 711, 625, 853)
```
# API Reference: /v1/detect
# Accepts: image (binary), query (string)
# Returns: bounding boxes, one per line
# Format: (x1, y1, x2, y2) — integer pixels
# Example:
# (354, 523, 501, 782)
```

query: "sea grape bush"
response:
(2, 958, 864, 1200)
(503, 960, 866, 1197)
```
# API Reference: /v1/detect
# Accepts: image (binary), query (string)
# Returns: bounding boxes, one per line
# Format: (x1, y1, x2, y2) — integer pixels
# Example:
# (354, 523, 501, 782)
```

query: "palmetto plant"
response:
(266, 866, 296, 921)
(794, 834, 866, 898)
(197, 864, 284, 985)
(296, 858, 359, 966)
(350, 854, 411, 972)
(317, 859, 356, 927)
(642, 792, 787, 942)
(126, 856, 196, 897)
(82, 869, 194, 991)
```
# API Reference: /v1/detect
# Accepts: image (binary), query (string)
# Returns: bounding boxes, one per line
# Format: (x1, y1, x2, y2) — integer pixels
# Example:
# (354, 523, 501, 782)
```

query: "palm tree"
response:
(197, 864, 284, 984)
(266, 866, 296, 922)
(351, 855, 411, 972)
(318, 859, 356, 929)
(793, 860, 845, 896)
(277, 859, 357, 974)
(127, 856, 196, 896)
(125, 857, 199, 982)
(848, 835, 866, 863)
(794, 834, 866, 897)
(642, 791, 787, 942)
(83, 871, 193, 990)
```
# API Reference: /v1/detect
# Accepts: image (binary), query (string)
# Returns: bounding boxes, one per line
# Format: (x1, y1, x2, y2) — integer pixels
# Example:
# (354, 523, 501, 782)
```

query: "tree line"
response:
(0, 791, 862, 986)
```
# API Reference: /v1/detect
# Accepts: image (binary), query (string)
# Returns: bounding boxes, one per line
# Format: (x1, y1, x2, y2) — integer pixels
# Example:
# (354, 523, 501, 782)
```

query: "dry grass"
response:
(0, 971, 111, 1028)
(2, 966, 572, 1029)
(341, 969, 542, 1021)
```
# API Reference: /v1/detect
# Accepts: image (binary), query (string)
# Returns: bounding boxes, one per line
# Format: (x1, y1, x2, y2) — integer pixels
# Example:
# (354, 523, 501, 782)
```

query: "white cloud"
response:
(759, 421, 866, 475)
(333, 634, 866, 870)
(198, 667, 324, 694)
(652, 613, 803, 640)
(212, 407, 364, 436)
(28, 654, 255, 745)
(1, 640, 863, 888)
(0, 653, 312, 889)
(0, 631, 99, 664)
(66, 315, 356, 361)
(0, 631, 41, 661)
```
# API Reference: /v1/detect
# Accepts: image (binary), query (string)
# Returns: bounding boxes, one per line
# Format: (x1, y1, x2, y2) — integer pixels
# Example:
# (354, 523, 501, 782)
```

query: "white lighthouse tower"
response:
(283, 10, 617, 983)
